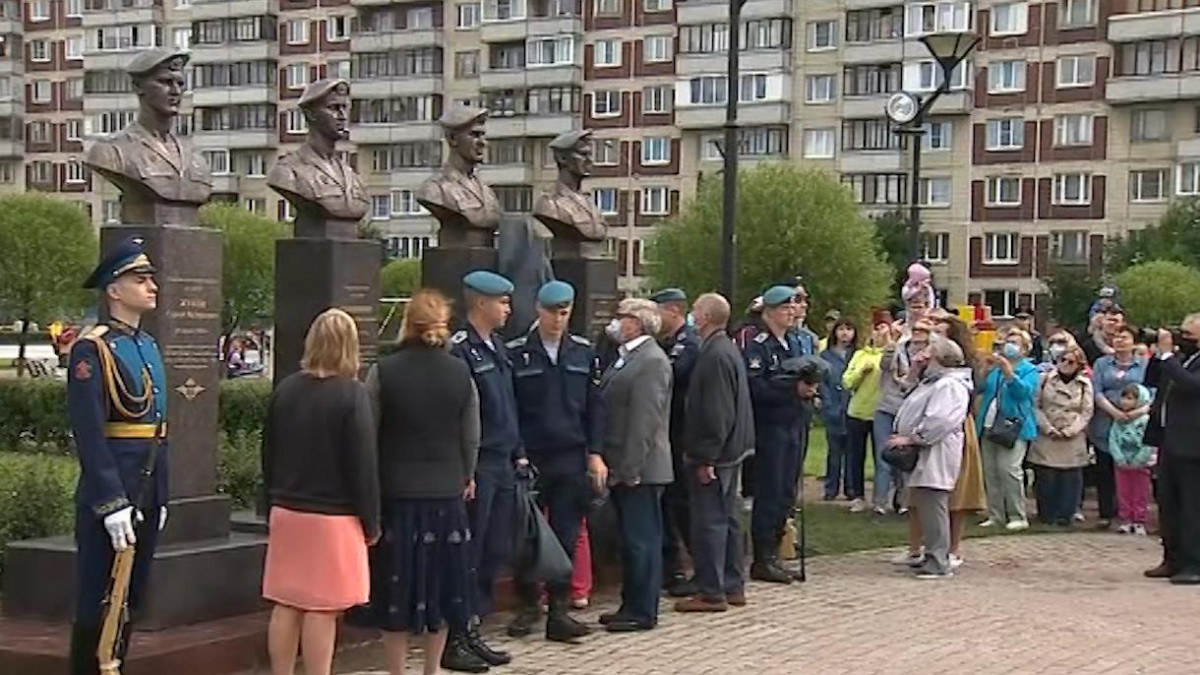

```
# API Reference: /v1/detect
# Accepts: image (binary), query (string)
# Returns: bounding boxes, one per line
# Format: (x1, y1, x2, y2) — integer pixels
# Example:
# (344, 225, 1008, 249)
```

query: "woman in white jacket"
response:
(887, 335, 974, 579)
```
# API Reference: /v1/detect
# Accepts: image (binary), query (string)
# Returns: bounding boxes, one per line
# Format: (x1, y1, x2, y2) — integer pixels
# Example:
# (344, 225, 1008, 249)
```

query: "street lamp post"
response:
(884, 31, 981, 262)
(720, 0, 749, 302)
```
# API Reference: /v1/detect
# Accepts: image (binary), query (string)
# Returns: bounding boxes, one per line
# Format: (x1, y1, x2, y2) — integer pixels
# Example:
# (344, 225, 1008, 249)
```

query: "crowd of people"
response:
(257, 265, 1200, 675)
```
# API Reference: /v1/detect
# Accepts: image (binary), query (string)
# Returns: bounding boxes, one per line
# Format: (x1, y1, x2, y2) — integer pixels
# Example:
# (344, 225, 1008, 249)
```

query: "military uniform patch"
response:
(749, 357, 762, 370)
(450, 330, 468, 345)
(569, 334, 592, 346)
(754, 332, 769, 344)
(74, 360, 93, 381)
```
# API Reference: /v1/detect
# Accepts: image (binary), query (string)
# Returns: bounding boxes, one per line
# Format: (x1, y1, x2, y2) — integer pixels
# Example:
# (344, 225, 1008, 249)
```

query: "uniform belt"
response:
(104, 422, 167, 439)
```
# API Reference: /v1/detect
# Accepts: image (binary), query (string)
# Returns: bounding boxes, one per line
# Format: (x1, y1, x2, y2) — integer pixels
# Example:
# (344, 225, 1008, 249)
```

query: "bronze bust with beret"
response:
(417, 106, 501, 248)
(534, 129, 608, 259)
(85, 48, 213, 226)
(268, 78, 368, 239)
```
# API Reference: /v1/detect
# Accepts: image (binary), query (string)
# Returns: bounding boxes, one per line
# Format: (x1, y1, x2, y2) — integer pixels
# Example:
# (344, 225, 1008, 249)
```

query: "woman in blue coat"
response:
(975, 328, 1040, 531)
(819, 319, 858, 501)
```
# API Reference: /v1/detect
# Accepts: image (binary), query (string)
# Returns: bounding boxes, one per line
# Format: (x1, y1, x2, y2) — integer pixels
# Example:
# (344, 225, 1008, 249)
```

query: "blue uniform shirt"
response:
(67, 320, 169, 518)
(662, 323, 700, 444)
(451, 325, 523, 464)
(743, 329, 804, 426)
(507, 331, 602, 475)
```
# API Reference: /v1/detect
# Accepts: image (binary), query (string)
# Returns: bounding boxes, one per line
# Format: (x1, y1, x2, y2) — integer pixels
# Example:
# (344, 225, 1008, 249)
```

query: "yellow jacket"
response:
(843, 346, 884, 421)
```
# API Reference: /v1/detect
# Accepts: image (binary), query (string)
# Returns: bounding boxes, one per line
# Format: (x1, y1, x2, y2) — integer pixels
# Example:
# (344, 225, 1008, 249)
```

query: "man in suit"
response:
(596, 298, 674, 632)
(1143, 315, 1200, 585)
(675, 294, 755, 613)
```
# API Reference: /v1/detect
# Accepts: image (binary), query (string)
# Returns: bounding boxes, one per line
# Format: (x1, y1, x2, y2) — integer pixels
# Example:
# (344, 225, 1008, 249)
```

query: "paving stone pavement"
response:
(332, 533, 1198, 675)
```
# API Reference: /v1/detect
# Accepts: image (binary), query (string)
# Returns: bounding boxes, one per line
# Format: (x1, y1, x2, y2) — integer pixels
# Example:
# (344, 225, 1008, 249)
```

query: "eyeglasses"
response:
(1058, 359, 1080, 366)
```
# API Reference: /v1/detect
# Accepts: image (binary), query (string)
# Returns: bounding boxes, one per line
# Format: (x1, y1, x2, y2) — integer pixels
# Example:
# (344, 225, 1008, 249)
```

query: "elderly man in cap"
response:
(418, 107, 501, 247)
(742, 285, 817, 583)
(86, 49, 211, 217)
(598, 298, 674, 632)
(68, 237, 169, 675)
(651, 287, 701, 596)
(505, 280, 602, 643)
(534, 129, 608, 258)
(268, 78, 368, 236)
(444, 270, 521, 672)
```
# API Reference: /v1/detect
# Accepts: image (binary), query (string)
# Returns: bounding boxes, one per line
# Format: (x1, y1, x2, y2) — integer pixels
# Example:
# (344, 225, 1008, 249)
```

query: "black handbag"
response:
(882, 444, 922, 473)
(513, 472, 573, 585)
(985, 379, 1022, 449)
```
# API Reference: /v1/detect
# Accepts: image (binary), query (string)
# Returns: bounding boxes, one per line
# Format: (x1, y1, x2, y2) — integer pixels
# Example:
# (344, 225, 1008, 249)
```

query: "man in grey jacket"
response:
(597, 297, 674, 632)
(676, 293, 755, 612)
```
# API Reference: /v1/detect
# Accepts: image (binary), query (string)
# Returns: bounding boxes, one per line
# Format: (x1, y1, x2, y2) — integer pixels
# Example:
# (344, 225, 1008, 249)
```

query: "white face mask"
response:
(606, 318, 622, 341)
(1048, 344, 1067, 361)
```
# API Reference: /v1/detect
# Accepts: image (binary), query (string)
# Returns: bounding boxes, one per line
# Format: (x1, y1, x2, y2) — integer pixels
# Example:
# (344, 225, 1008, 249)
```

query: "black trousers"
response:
(1158, 452, 1200, 573)
(1093, 450, 1117, 520)
(662, 449, 692, 579)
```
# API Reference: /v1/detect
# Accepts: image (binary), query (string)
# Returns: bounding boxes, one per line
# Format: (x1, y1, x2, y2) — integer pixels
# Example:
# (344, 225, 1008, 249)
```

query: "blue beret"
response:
(762, 285, 796, 307)
(463, 270, 514, 296)
(650, 288, 687, 304)
(84, 237, 156, 289)
(537, 280, 575, 307)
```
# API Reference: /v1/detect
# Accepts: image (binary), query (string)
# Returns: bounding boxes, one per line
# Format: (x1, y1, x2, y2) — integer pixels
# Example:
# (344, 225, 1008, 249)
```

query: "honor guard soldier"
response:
(67, 237, 169, 675)
(651, 288, 700, 596)
(742, 285, 816, 584)
(505, 281, 602, 644)
(444, 270, 522, 673)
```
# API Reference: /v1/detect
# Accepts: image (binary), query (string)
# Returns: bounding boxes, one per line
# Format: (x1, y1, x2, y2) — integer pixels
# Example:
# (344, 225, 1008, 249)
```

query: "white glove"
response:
(102, 506, 140, 551)
(159, 505, 168, 532)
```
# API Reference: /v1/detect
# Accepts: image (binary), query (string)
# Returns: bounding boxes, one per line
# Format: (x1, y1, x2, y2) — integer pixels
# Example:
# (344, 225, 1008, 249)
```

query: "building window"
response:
(842, 118, 898, 152)
(641, 136, 670, 165)
(1130, 168, 1167, 202)
(483, 0, 526, 21)
(1053, 114, 1093, 146)
(66, 119, 82, 141)
(65, 0, 83, 17)
(591, 90, 620, 117)
(326, 16, 350, 42)
(739, 74, 767, 102)
(984, 233, 1019, 265)
(455, 51, 480, 78)
(286, 20, 310, 45)
(527, 36, 574, 67)
(457, 3, 481, 28)
(688, 76, 726, 105)
(985, 118, 1024, 150)
(1131, 109, 1168, 143)
(919, 177, 952, 207)
(807, 20, 836, 51)
(912, 60, 968, 92)
(1051, 231, 1089, 264)
(594, 140, 618, 165)
(495, 185, 533, 212)
(171, 28, 189, 52)
(595, 39, 621, 67)
(65, 160, 86, 183)
(286, 108, 307, 134)
(66, 37, 85, 60)
(678, 23, 729, 54)
(845, 7, 902, 43)
(593, 187, 618, 215)
(1177, 162, 1200, 195)
(641, 186, 669, 215)
(407, 7, 434, 29)
(644, 35, 672, 63)
(988, 61, 1025, 93)
(1056, 55, 1095, 88)
(986, 176, 1021, 206)
(371, 195, 391, 220)
(487, 138, 525, 164)
(286, 63, 308, 90)
(391, 189, 425, 215)
(29, 0, 49, 20)
(29, 121, 50, 143)
(984, 289, 1020, 317)
(990, 2, 1028, 35)
(805, 74, 836, 103)
(841, 173, 907, 205)
(924, 121, 952, 150)
(243, 198, 266, 214)
(103, 200, 120, 223)
(906, 1, 971, 37)
(643, 0, 670, 11)
(202, 150, 231, 174)
(1052, 173, 1092, 205)
(643, 85, 670, 113)
(843, 63, 901, 96)
(922, 232, 950, 263)
(1059, 0, 1096, 28)
(32, 80, 52, 103)
(65, 77, 84, 102)
(595, 0, 620, 15)
(1118, 40, 1175, 77)
(240, 153, 266, 176)
(706, 126, 789, 159)
(803, 128, 835, 159)
(30, 40, 50, 62)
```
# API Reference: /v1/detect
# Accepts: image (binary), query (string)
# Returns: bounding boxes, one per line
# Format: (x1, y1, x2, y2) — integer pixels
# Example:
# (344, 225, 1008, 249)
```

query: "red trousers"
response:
(571, 518, 592, 600)
(1115, 466, 1153, 526)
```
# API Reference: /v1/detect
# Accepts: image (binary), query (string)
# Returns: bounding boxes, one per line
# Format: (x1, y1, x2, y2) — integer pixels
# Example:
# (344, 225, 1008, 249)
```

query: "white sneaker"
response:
(897, 507, 911, 516)
(949, 554, 964, 570)
(1133, 524, 1148, 536)
(873, 506, 888, 516)
(1005, 519, 1030, 532)
(978, 519, 999, 528)
(849, 498, 867, 513)
(915, 568, 954, 580)
(1073, 512, 1085, 522)
(1116, 523, 1133, 534)
(571, 597, 589, 609)
(890, 550, 924, 566)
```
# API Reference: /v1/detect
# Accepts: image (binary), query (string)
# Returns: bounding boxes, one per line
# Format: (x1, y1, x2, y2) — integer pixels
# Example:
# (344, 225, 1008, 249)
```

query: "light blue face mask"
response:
(1002, 342, 1022, 360)
(606, 318, 622, 340)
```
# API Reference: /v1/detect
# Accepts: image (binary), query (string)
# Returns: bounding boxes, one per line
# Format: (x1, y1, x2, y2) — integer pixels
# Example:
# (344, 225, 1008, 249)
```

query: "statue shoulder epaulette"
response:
(754, 332, 769, 344)
(450, 330, 468, 345)
(505, 336, 528, 350)
(569, 334, 592, 347)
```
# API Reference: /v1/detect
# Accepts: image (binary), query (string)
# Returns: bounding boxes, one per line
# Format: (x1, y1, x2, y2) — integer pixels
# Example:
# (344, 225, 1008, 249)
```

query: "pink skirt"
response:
(262, 507, 369, 612)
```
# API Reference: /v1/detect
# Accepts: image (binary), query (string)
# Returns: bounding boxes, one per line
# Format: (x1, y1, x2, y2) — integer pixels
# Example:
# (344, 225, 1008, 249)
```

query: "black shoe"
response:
(665, 577, 698, 598)
(546, 601, 592, 643)
(750, 560, 793, 584)
(605, 618, 655, 633)
(1169, 571, 1200, 585)
(506, 606, 541, 638)
(440, 636, 490, 673)
(466, 628, 511, 666)
(1144, 562, 1176, 579)
(69, 623, 101, 675)
(598, 610, 628, 625)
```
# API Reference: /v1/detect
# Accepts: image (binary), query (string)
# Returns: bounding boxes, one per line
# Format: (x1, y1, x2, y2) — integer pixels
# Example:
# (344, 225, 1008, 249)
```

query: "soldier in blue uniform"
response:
(444, 270, 522, 673)
(651, 287, 701, 595)
(505, 280, 603, 644)
(742, 285, 818, 584)
(67, 237, 169, 675)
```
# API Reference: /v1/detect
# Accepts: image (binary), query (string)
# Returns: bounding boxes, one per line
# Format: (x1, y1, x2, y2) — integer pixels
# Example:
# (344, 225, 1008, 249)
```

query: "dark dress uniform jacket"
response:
(662, 324, 700, 449)
(683, 331, 755, 468)
(743, 330, 804, 426)
(450, 325, 523, 466)
(508, 331, 602, 475)
(1145, 352, 1200, 458)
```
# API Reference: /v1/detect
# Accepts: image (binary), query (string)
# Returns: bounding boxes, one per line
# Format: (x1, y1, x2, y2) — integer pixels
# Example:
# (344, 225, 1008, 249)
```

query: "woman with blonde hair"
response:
(364, 289, 482, 675)
(261, 308, 380, 675)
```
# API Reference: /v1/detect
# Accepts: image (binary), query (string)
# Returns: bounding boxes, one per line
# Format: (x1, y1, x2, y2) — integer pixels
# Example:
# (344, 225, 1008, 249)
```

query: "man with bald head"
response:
(675, 293, 755, 612)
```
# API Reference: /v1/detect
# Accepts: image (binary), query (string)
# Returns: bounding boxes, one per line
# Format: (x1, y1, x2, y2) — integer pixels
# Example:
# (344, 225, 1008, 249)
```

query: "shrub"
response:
(0, 453, 78, 576)
(217, 430, 263, 511)
(218, 378, 272, 437)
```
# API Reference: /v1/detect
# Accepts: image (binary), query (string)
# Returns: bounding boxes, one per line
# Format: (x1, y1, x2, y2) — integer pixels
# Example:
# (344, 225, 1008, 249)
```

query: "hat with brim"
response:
(84, 237, 156, 289)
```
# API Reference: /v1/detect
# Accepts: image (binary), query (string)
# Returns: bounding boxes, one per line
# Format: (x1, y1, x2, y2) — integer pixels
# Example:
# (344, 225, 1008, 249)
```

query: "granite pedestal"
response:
(421, 246, 499, 316)
(552, 257, 619, 338)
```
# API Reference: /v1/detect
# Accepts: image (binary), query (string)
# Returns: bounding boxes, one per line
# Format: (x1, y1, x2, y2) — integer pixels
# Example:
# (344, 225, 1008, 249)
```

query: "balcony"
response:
(478, 164, 534, 184)
(192, 129, 277, 150)
(527, 14, 583, 37)
(844, 0, 905, 8)
(842, 94, 889, 119)
(676, 101, 790, 129)
(83, 49, 153, 71)
(190, 0, 275, 21)
(0, 18, 20, 34)
(0, 100, 18, 117)
(351, 76, 443, 98)
(84, 92, 138, 112)
(82, 6, 159, 27)
(1107, 72, 1200, 104)
(677, 0, 792, 24)
(192, 86, 276, 107)
(843, 40, 904, 64)
(480, 64, 581, 90)
(928, 90, 971, 115)
(0, 139, 21, 158)
(485, 113, 576, 138)
(1109, 7, 1200, 43)
(839, 150, 902, 173)
(0, 59, 22, 76)
(677, 49, 789, 77)
(351, 30, 441, 52)
(190, 42, 278, 64)
(350, 122, 440, 145)
(480, 20, 530, 43)
(1177, 137, 1200, 157)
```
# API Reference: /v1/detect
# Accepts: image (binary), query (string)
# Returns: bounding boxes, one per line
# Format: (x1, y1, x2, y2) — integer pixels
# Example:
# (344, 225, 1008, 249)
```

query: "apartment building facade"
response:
(8, 0, 1200, 312)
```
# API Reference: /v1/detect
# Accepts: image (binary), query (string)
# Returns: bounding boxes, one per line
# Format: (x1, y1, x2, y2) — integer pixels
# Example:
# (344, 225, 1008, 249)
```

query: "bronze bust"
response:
(268, 78, 368, 239)
(534, 129, 608, 259)
(417, 106, 501, 248)
(86, 48, 212, 226)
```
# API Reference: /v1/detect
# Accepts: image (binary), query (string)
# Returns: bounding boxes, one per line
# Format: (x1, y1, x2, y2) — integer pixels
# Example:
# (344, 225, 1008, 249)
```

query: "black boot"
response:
(69, 623, 101, 675)
(546, 595, 591, 644)
(440, 634, 490, 673)
(466, 625, 511, 666)
(750, 543, 793, 585)
(506, 604, 542, 638)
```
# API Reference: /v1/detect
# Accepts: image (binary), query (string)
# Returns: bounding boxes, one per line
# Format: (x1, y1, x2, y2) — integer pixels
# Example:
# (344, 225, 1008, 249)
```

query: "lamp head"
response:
(920, 31, 981, 80)
(884, 91, 920, 125)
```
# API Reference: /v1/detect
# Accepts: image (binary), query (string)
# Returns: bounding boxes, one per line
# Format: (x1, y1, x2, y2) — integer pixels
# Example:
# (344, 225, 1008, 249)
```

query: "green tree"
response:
(1113, 260, 1200, 329)
(197, 203, 290, 341)
(380, 258, 421, 298)
(0, 194, 95, 373)
(648, 163, 892, 321)
(1107, 197, 1200, 274)
(871, 209, 912, 295)
(1042, 263, 1102, 336)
